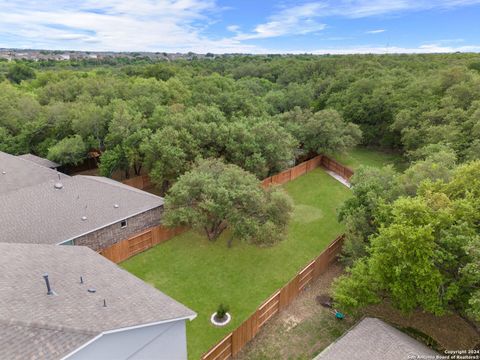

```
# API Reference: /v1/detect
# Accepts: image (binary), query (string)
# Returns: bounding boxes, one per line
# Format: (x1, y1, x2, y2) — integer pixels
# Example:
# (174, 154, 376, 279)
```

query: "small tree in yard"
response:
(216, 304, 229, 320)
(164, 158, 293, 247)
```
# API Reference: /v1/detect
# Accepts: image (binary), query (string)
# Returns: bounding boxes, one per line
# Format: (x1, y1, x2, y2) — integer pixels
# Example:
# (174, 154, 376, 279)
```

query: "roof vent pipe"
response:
(43, 273, 53, 295)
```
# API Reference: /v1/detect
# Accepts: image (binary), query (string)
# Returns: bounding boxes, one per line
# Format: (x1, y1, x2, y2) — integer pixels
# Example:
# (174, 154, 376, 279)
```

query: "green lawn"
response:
(122, 168, 351, 359)
(332, 147, 408, 172)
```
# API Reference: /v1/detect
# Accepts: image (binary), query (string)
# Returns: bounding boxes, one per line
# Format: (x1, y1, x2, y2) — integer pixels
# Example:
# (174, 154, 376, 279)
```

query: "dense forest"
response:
(1, 54, 480, 182)
(1, 54, 480, 324)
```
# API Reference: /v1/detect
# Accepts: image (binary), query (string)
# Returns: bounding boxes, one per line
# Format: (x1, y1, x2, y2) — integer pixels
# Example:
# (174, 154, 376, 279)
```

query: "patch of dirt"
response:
(235, 263, 479, 360)
(363, 303, 479, 350)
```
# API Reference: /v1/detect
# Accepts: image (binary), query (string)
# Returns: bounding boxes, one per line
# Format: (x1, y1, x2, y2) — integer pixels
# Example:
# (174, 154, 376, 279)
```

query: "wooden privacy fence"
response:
(122, 154, 353, 191)
(261, 155, 323, 188)
(321, 156, 354, 180)
(100, 225, 186, 263)
(201, 235, 345, 360)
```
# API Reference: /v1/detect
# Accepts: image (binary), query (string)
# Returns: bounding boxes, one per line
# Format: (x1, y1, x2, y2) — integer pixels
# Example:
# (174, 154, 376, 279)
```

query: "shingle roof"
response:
(0, 243, 196, 359)
(0, 152, 163, 245)
(314, 317, 439, 360)
(0, 151, 67, 195)
(0, 320, 94, 360)
(17, 153, 60, 169)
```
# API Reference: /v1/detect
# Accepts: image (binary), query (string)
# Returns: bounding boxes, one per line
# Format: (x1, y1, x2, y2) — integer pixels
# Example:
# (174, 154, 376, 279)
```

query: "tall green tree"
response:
(164, 159, 293, 246)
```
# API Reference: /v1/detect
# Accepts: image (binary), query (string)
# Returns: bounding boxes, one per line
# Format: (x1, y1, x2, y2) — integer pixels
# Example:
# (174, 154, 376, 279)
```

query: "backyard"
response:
(332, 147, 407, 171)
(121, 149, 400, 359)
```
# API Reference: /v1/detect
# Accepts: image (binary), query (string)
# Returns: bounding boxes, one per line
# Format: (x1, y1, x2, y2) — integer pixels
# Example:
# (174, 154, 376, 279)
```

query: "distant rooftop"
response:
(0, 151, 163, 245)
(0, 151, 67, 195)
(0, 243, 196, 359)
(17, 153, 60, 169)
(314, 317, 439, 360)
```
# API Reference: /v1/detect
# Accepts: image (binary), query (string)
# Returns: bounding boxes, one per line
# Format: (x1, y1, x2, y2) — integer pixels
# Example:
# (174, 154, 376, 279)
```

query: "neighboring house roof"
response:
(17, 153, 60, 169)
(314, 317, 439, 360)
(0, 243, 196, 359)
(0, 151, 68, 195)
(0, 151, 163, 245)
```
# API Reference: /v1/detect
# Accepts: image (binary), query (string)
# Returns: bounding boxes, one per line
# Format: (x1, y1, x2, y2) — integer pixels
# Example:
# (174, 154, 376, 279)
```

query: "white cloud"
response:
(227, 25, 240, 33)
(231, 0, 480, 41)
(292, 43, 480, 54)
(0, 0, 479, 53)
(233, 3, 327, 40)
(0, 0, 258, 53)
(366, 29, 386, 34)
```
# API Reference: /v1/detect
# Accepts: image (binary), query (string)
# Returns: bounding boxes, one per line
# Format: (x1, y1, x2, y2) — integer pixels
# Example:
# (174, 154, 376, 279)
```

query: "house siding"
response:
(73, 206, 163, 252)
(67, 320, 188, 360)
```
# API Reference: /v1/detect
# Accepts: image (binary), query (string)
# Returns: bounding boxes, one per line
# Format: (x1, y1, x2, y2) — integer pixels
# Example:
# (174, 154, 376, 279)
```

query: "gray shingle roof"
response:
(17, 153, 60, 169)
(0, 243, 196, 359)
(0, 320, 94, 360)
(0, 151, 67, 195)
(0, 151, 163, 245)
(314, 317, 439, 360)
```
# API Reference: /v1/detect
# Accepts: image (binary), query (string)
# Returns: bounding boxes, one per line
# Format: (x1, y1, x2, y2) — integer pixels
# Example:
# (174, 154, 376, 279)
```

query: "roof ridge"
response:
(10, 152, 62, 173)
(76, 175, 163, 200)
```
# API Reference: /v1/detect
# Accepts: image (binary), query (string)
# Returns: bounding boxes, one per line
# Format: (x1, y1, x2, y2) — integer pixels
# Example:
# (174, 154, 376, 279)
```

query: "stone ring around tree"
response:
(210, 312, 232, 327)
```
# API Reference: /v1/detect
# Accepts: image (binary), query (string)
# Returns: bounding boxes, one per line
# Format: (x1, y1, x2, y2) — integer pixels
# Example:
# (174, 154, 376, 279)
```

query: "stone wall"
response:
(73, 206, 163, 252)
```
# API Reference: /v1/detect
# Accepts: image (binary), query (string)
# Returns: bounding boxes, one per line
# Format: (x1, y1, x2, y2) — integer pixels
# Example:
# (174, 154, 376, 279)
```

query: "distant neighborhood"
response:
(0, 48, 229, 62)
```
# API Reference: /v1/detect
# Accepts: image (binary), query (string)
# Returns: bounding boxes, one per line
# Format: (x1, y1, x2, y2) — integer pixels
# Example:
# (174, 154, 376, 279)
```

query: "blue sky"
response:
(0, 0, 479, 53)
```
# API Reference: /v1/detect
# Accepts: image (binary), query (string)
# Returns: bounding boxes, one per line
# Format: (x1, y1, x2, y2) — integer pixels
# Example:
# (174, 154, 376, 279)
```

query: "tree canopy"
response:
(163, 159, 293, 247)
(334, 161, 480, 323)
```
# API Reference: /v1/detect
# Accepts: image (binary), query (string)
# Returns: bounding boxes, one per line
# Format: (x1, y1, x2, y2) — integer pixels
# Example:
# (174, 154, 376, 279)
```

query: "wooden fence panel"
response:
(257, 291, 280, 328)
(307, 155, 323, 170)
(261, 177, 273, 188)
(100, 225, 187, 263)
(128, 230, 153, 256)
(321, 156, 354, 180)
(201, 334, 232, 360)
(232, 313, 259, 356)
(271, 169, 291, 184)
(99, 240, 129, 264)
(314, 251, 330, 278)
(291, 162, 307, 180)
(298, 260, 315, 291)
(279, 276, 299, 311)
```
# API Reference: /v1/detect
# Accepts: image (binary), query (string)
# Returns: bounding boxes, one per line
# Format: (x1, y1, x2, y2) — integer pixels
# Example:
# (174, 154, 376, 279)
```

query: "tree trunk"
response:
(205, 221, 227, 241)
(134, 162, 142, 176)
(160, 180, 170, 196)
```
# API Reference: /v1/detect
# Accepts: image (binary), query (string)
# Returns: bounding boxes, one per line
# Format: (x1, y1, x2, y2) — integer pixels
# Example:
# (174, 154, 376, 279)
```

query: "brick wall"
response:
(73, 206, 163, 252)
